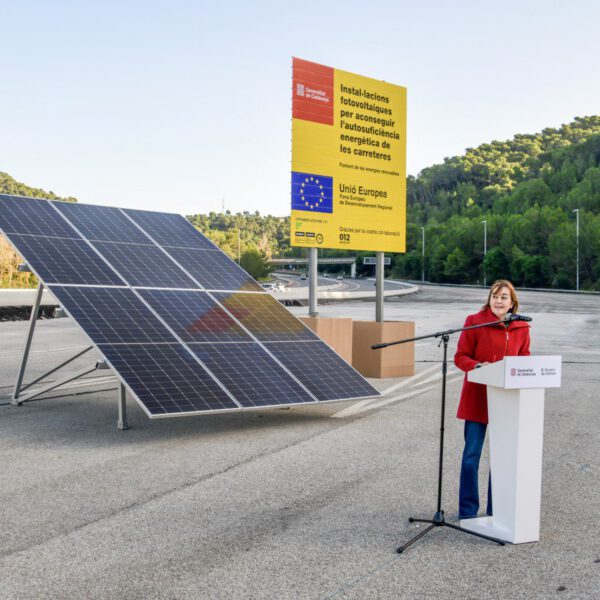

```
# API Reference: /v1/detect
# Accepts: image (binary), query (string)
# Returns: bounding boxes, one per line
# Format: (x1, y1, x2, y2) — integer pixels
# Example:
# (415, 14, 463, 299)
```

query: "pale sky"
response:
(1, 0, 599, 216)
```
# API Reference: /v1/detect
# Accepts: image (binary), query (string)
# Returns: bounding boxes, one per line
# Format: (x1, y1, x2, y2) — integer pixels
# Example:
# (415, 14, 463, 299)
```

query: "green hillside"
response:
(397, 116, 600, 289)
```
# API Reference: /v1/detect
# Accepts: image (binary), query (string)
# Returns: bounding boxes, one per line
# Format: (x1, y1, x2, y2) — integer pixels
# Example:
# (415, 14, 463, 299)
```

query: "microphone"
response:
(505, 313, 533, 322)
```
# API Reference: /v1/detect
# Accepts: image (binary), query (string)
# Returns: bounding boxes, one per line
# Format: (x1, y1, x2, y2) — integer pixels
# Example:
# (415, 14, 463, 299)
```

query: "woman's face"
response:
(490, 286, 513, 320)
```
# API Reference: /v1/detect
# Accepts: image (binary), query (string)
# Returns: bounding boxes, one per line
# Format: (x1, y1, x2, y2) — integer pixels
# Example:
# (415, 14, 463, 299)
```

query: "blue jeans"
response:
(459, 420, 492, 519)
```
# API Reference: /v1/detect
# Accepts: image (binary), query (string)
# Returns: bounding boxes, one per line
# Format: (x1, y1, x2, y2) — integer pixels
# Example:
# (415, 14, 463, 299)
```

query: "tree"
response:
(521, 255, 553, 287)
(444, 248, 470, 283)
(483, 247, 511, 283)
(240, 249, 271, 280)
(391, 250, 421, 280)
(429, 243, 448, 282)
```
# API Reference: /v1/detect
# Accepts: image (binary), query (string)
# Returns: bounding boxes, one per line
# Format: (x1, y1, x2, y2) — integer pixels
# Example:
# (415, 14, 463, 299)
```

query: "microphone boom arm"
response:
(371, 319, 509, 350)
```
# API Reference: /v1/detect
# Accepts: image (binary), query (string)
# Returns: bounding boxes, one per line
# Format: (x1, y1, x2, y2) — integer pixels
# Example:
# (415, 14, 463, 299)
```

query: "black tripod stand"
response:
(372, 319, 509, 554)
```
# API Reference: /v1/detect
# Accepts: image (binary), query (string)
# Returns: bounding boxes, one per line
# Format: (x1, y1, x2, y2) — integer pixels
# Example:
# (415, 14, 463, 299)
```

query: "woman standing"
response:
(454, 280, 531, 519)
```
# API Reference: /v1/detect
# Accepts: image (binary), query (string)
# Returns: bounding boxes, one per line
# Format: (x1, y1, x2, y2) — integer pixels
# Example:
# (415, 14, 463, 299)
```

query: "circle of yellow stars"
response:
(300, 176, 325, 209)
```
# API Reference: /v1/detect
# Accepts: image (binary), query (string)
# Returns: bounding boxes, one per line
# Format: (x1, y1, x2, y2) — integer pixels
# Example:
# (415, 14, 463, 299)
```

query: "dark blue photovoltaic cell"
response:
(212, 292, 319, 341)
(55, 202, 153, 244)
(123, 209, 218, 250)
(165, 247, 263, 291)
(98, 344, 239, 414)
(50, 286, 176, 344)
(7, 235, 124, 285)
(138, 289, 252, 343)
(91, 241, 197, 288)
(189, 342, 315, 407)
(264, 341, 381, 401)
(0, 195, 79, 239)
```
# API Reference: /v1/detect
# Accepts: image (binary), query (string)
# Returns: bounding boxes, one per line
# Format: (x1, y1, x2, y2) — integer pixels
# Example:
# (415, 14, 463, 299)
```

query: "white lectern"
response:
(460, 355, 562, 543)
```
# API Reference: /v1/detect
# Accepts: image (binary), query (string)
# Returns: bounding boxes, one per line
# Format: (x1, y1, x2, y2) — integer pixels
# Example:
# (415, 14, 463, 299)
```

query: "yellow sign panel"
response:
(291, 58, 407, 252)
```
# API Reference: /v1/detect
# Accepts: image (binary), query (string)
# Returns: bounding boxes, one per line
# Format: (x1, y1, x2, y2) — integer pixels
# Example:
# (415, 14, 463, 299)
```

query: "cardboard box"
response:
(352, 320, 415, 378)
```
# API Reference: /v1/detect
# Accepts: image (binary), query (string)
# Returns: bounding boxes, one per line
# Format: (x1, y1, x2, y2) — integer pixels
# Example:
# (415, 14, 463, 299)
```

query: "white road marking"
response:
(411, 368, 461, 387)
(357, 384, 440, 412)
(378, 364, 441, 396)
(330, 399, 375, 418)
(332, 365, 452, 418)
(331, 372, 465, 418)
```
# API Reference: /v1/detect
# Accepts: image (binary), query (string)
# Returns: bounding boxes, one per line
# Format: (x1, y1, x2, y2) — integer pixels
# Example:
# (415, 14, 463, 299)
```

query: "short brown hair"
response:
(483, 279, 519, 313)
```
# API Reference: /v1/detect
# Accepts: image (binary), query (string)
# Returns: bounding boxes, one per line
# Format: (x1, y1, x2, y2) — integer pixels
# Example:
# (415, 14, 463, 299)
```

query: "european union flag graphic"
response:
(291, 171, 333, 213)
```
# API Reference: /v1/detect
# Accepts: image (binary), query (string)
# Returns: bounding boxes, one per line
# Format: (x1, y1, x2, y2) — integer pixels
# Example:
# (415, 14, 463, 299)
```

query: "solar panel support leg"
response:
(18, 345, 94, 394)
(14, 363, 100, 404)
(12, 283, 44, 405)
(117, 383, 129, 430)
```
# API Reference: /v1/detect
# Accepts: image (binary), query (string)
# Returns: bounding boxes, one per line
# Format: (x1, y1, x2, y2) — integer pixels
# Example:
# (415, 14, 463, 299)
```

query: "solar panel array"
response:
(0, 194, 380, 417)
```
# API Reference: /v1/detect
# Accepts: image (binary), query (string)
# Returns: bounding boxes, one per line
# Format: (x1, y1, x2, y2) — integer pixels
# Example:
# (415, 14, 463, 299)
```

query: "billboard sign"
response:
(291, 58, 407, 252)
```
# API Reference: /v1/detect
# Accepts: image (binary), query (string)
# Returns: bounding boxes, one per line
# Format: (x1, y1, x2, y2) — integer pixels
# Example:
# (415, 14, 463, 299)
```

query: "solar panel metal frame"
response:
(0, 194, 381, 419)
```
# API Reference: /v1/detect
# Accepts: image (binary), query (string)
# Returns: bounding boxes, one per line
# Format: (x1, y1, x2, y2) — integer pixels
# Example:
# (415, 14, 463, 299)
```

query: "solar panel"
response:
(55, 202, 153, 244)
(50, 286, 177, 344)
(265, 340, 380, 401)
(91, 241, 198, 289)
(165, 246, 263, 291)
(189, 342, 316, 407)
(138, 289, 252, 343)
(6, 235, 124, 286)
(212, 292, 319, 341)
(0, 194, 80, 239)
(98, 343, 239, 415)
(123, 209, 218, 250)
(1, 193, 380, 420)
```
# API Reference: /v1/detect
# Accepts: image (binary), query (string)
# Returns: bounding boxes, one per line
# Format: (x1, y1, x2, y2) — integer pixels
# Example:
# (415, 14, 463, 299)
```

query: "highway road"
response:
(274, 272, 413, 293)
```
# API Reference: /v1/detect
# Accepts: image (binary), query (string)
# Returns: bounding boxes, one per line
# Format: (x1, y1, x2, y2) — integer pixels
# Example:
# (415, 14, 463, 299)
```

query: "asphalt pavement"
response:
(0, 285, 598, 599)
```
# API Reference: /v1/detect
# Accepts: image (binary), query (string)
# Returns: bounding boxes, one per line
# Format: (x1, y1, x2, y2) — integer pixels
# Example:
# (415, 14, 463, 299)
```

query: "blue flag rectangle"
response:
(291, 171, 333, 213)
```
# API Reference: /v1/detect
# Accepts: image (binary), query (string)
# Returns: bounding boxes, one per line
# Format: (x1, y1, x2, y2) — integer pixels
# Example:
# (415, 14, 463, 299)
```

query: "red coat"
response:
(454, 307, 531, 424)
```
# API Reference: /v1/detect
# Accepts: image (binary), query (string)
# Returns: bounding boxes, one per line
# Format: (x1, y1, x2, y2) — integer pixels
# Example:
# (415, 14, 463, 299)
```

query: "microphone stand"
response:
(372, 318, 511, 554)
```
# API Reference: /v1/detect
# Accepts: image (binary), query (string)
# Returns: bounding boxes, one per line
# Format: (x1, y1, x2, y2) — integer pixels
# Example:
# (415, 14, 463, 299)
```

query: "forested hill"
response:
(398, 116, 600, 290)
(408, 115, 600, 220)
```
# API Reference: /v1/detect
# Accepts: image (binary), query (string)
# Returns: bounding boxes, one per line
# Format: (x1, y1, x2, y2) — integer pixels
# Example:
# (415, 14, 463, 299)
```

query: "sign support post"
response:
(376, 251, 384, 322)
(308, 247, 318, 317)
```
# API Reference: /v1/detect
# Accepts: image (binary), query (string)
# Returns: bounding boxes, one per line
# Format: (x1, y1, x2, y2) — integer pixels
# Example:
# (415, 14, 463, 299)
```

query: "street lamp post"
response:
(421, 226, 425, 282)
(572, 209, 579, 291)
(481, 220, 487, 287)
